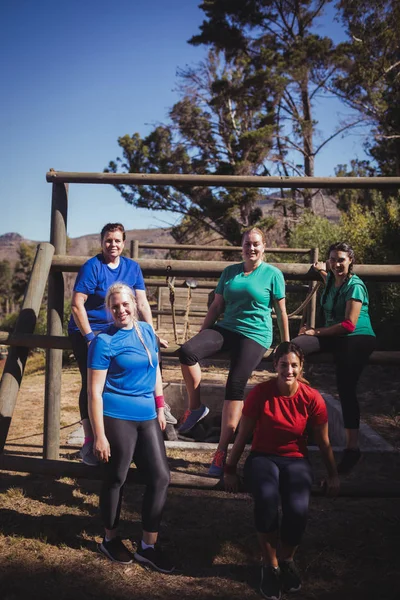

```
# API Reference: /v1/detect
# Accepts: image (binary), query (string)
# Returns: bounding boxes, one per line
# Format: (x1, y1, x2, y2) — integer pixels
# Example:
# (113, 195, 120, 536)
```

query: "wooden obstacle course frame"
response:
(1, 171, 400, 487)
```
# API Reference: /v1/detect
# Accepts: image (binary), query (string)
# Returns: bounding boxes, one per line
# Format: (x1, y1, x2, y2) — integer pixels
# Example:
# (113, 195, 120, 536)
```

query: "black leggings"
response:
(100, 416, 170, 532)
(292, 334, 376, 429)
(245, 453, 313, 547)
(69, 331, 89, 420)
(178, 326, 267, 400)
(69, 331, 163, 421)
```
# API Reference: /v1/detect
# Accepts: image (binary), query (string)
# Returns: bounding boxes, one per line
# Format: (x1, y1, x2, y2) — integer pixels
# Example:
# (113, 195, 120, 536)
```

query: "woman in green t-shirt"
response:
(178, 228, 290, 478)
(292, 242, 376, 475)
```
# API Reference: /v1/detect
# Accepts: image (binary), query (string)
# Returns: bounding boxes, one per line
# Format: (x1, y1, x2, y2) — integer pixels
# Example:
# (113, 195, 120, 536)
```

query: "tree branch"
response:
(313, 118, 365, 155)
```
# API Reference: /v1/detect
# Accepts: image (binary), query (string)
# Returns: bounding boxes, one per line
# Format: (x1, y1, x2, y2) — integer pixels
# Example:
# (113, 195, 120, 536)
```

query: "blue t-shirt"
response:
(215, 262, 286, 348)
(68, 254, 145, 333)
(87, 322, 158, 421)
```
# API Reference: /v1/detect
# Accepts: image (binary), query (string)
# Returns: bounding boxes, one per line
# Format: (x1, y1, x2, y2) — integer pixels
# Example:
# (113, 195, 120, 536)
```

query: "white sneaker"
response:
(79, 441, 98, 466)
(164, 403, 177, 425)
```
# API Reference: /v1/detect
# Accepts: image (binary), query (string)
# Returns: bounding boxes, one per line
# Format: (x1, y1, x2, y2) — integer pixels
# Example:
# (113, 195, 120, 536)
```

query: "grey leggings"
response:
(100, 416, 170, 532)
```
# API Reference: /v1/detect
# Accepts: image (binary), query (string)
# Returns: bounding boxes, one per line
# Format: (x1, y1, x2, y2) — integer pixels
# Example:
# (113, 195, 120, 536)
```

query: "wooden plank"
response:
(46, 170, 400, 191)
(0, 333, 399, 366)
(138, 243, 311, 253)
(1, 454, 399, 497)
(0, 243, 55, 452)
(51, 256, 400, 282)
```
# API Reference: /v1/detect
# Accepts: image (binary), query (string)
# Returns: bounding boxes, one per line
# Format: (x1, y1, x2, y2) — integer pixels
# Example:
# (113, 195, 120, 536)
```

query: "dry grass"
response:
(1, 355, 400, 599)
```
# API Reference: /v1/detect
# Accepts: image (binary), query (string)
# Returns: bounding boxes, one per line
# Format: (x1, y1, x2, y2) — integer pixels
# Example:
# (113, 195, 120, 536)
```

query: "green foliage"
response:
(332, 160, 376, 211)
(339, 192, 400, 263)
(106, 0, 361, 240)
(0, 259, 12, 314)
(334, 0, 400, 174)
(12, 242, 36, 305)
(0, 312, 18, 332)
(287, 211, 340, 257)
(190, 0, 343, 203)
(288, 196, 400, 346)
(105, 55, 278, 246)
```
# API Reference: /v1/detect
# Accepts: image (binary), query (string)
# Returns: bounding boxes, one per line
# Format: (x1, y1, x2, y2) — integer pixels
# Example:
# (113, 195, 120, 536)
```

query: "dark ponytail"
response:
(321, 242, 355, 317)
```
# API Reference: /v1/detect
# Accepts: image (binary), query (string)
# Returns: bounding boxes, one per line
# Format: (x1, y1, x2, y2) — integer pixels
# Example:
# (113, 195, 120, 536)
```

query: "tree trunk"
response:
(300, 77, 314, 210)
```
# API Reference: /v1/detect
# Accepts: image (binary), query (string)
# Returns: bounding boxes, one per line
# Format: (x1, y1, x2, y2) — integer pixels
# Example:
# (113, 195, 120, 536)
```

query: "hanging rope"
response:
(287, 281, 322, 318)
(181, 279, 197, 344)
(166, 266, 178, 344)
(181, 286, 192, 344)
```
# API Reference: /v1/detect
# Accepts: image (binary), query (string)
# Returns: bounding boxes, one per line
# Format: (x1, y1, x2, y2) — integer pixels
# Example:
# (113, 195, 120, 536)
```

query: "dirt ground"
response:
(0, 355, 400, 599)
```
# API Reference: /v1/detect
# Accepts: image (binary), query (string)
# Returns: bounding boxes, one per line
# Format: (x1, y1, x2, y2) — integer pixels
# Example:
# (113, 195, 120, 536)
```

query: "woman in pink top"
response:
(224, 342, 339, 600)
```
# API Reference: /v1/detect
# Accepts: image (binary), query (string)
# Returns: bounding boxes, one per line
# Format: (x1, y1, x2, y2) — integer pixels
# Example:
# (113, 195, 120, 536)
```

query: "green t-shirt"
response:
(215, 261, 286, 348)
(321, 273, 375, 337)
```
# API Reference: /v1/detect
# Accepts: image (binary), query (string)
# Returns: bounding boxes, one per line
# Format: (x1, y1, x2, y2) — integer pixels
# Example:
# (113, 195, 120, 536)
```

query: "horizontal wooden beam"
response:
(144, 279, 309, 292)
(1, 333, 399, 365)
(161, 347, 400, 365)
(0, 331, 71, 350)
(51, 256, 400, 281)
(46, 170, 400, 190)
(137, 242, 311, 253)
(1, 454, 399, 497)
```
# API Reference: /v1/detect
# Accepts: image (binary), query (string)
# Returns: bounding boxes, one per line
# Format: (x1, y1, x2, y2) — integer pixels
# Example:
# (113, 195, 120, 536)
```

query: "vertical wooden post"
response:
(43, 183, 68, 459)
(308, 247, 319, 329)
(133, 240, 139, 259)
(157, 286, 162, 331)
(0, 243, 54, 452)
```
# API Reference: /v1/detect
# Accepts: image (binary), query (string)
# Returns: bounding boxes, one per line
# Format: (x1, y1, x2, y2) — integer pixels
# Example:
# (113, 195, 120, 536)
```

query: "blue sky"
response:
(0, 0, 369, 242)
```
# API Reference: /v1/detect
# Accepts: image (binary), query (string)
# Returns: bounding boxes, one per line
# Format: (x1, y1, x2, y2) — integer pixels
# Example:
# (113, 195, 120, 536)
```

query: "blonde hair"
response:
(106, 282, 154, 366)
(241, 227, 266, 245)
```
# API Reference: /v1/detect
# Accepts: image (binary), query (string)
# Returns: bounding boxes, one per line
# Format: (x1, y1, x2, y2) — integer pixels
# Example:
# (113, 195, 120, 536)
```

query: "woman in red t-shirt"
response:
(224, 342, 339, 600)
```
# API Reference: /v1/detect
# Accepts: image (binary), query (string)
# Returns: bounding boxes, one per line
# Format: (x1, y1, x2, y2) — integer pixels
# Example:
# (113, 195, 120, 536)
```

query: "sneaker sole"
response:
(259, 587, 281, 600)
(133, 551, 175, 573)
(284, 584, 301, 593)
(207, 466, 224, 478)
(98, 543, 133, 565)
(177, 407, 210, 433)
(80, 452, 99, 467)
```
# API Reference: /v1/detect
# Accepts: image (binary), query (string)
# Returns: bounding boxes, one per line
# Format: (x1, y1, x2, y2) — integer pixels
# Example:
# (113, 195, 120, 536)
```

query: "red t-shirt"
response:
(242, 379, 328, 458)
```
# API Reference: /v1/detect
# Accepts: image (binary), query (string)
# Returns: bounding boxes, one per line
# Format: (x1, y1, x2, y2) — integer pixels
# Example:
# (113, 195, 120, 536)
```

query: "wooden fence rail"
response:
(1, 454, 400, 497)
(46, 170, 400, 190)
(51, 255, 400, 281)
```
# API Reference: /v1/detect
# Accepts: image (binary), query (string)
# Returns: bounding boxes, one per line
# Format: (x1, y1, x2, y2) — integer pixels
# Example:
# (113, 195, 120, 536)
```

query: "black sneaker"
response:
(279, 560, 301, 592)
(260, 565, 281, 600)
(134, 543, 175, 573)
(337, 448, 362, 475)
(98, 537, 133, 564)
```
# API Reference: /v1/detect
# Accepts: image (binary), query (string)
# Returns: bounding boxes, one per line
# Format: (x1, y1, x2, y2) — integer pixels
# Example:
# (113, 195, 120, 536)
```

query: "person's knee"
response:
(291, 335, 320, 355)
(225, 378, 247, 400)
(148, 465, 170, 492)
(178, 342, 198, 366)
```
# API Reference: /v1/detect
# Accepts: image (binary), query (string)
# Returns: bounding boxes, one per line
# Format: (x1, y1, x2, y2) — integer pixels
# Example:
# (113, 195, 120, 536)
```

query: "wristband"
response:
(155, 395, 165, 409)
(84, 331, 95, 342)
(223, 463, 237, 475)
(341, 319, 356, 333)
